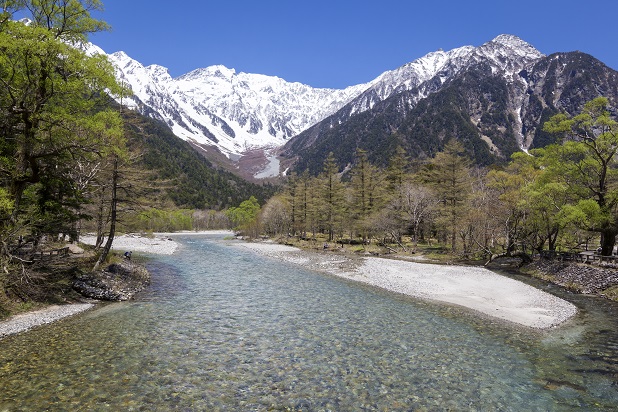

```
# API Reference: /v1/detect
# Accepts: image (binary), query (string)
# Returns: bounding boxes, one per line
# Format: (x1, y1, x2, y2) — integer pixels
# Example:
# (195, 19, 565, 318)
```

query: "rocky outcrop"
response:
(73, 260, 150, 301)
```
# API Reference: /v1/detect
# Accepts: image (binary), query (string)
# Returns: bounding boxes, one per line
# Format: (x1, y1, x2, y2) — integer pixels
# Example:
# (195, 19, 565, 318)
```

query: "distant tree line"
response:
(258, 98, 618, 260)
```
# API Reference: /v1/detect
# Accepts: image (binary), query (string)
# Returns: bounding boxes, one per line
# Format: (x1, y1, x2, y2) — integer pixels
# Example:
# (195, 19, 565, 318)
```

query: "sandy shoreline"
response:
(237, 241, 578, 329)
(79, 231, 234, 255)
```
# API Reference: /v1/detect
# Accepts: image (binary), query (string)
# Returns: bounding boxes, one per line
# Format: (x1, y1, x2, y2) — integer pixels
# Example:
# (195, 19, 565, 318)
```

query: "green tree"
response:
(541, 97, 618, 255)
(0, 1, 123, 251)
(227, 196, 261, 237)
(318, 153, 345, 242)
(421, 140, 472, 253)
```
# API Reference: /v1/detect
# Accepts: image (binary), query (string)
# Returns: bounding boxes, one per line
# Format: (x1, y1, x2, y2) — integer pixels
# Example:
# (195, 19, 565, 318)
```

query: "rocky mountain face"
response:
(103, 49, 372, 159)
(280, 37, 618, 174)
(93, 34, 618, 178)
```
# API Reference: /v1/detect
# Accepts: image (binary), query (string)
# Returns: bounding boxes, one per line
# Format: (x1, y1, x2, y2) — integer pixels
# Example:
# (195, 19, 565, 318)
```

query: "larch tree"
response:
(282, 172, 297, 236)
(319, 152, 345, 242)
(349, 149, 385, 241)
(421, 139, 472, 253)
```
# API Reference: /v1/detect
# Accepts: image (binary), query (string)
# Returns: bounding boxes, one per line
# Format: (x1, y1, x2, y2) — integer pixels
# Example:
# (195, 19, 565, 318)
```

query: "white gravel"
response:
(0, 304, 94, 339)
(79, 233, 179, 255)
(238, 241, 578, 329)
(79, 231, 235, 255)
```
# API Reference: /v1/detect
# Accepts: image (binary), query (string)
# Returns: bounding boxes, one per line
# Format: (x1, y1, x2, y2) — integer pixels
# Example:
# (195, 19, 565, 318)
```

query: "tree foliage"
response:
(539, 97, 618, 255)
(0, 1, 123, 249)
(226, 196, 261, 236)
(261, 98, 618, 261)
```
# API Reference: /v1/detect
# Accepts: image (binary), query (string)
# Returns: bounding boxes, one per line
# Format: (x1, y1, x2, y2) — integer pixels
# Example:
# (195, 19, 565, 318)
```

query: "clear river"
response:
(1, 233, 618, 410)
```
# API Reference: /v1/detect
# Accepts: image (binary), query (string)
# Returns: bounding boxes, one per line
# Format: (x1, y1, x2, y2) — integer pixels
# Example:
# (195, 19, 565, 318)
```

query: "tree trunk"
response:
(94, 157, 118, 271)
(600, 229, 617, 256)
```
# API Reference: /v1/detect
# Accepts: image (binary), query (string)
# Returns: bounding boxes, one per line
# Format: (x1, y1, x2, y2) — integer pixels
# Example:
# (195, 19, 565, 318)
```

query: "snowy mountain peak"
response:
(490, 34, 536, 50)
(146, 64, 172, 83)
(474, 34, 544, 75)
(110, 50, 131, 61)
(344, 37, 540, 117)
(179, 65, 237, 81)
(96, 34, 546, 177)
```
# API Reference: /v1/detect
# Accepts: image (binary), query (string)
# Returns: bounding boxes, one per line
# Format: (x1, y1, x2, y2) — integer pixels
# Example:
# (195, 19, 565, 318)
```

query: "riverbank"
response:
(0, 303, 94, 339)
(523, 259, 618, 300)
(0, 232, 187, 339)
(79, 233, 180, 255)
(0, 232, 579, 338)
(236, 240, 578, 329)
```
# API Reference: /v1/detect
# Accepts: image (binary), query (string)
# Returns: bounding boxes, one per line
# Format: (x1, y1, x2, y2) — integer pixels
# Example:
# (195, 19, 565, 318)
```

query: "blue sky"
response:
(88, 0, 618, 89)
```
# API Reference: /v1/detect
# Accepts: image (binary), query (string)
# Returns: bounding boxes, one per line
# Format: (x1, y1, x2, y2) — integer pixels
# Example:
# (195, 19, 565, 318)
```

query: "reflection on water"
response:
(1, 234, 617, 410)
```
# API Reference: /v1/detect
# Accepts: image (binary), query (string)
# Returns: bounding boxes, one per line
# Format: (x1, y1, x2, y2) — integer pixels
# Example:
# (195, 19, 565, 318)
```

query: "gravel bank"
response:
(237, 241, 577, 329)
(80, 234, 179, 255)
(0, 304, 94, 339)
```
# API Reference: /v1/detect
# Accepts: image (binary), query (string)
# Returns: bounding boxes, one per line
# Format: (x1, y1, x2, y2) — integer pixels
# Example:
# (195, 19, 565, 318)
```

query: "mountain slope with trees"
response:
(123, 109, 276, 210)
(280, 52, 618, 175)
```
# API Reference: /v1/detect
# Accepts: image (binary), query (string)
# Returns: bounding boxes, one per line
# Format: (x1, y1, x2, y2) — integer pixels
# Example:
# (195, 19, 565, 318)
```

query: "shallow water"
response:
(1, 234, 618, 411)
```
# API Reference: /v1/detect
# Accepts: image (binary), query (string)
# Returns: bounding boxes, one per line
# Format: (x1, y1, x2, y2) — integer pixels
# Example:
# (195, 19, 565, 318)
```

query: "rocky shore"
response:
(524, 259, 618, 298)
(0, 234, 177, 339)
(73, 260, 151, 301)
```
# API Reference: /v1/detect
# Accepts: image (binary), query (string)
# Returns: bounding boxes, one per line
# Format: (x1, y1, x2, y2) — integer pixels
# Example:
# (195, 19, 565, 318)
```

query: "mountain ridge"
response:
(281, 49, 618, 174)
(88, 34, 617, 178)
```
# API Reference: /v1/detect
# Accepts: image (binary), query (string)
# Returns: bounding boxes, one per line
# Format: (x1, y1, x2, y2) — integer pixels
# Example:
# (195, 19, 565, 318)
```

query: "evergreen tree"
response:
(421, 140, 472, 253)
(319, 153, 345, 242)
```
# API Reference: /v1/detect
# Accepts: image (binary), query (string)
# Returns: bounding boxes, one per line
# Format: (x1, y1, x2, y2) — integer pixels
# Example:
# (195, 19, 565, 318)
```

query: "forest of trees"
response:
(258, 98, 618, 261)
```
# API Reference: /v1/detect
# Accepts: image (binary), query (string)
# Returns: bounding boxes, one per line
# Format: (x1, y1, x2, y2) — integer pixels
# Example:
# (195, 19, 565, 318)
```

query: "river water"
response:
(1, 233, 618, 410)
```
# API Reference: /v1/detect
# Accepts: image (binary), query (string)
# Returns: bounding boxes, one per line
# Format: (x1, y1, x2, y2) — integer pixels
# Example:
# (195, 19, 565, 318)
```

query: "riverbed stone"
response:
(72, 260, 150, 301)
(525, 259, 618, 295)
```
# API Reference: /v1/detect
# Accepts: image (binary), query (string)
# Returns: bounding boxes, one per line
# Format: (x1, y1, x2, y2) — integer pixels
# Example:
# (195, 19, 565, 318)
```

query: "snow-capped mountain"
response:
(84, 34, 618, 180)
(91, 35, 543, 162)
(281, 36, 618, 175)
(101, 49, 372, 158)
(329, 34, 543, 121)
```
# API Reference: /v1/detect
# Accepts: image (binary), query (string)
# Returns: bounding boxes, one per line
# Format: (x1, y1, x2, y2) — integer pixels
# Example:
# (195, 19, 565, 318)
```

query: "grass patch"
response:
(601, 285, 618, 302)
